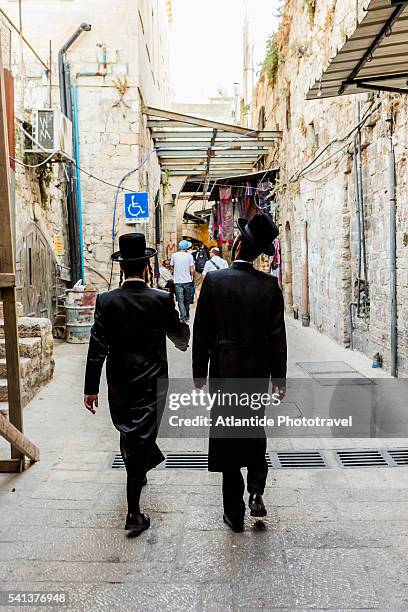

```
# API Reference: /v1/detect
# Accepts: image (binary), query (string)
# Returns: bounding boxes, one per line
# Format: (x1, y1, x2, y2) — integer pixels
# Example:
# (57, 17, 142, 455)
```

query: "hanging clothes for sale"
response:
(270, 237, 282, 288)
(208, 208, 215, 241)
(219, 187, 234, 243)
(256, 180, 272, 213)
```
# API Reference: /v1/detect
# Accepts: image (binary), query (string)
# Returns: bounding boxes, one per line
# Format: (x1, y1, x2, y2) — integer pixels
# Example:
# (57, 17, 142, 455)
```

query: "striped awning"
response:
(307, 0, 408, 99)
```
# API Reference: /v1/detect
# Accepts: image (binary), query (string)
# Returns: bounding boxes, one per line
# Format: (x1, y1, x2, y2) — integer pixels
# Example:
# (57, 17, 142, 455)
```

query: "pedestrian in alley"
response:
(84, 233, 189, 534)
(170, 239, 195, 322)
(193, 242, 210, 298)
(193, 213, 287, 533)
(158, 259, 175, 294)
(202, 246, 229, 276)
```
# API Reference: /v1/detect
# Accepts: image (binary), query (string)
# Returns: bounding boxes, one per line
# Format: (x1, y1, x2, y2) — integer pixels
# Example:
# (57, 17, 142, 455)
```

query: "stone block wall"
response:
(252, 0, 408, 375)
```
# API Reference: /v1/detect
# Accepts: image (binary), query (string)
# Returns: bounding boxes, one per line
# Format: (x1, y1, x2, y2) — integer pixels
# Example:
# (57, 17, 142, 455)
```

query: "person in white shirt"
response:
(158, 260, 174, 294)
(202, 247, 229, 277)
(170, 240, 195, 322)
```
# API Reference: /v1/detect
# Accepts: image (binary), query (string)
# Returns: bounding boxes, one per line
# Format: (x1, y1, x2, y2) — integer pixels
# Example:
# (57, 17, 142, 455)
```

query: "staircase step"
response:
(0, 317, 52, 339)
(0, 337, 42, 359)
(0, 357, 32, 378)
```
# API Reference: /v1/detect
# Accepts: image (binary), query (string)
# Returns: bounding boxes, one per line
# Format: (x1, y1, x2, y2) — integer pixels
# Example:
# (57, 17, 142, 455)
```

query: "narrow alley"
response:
(1, 0, 408, 610)
(1, 315, 407, 610)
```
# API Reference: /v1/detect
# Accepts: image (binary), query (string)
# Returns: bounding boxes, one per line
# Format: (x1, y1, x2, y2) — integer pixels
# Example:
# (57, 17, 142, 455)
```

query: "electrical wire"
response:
(11, 152, 56, 168)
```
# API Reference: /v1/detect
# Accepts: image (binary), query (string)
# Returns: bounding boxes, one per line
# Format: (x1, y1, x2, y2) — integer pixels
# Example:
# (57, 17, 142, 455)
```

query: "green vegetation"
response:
(304, 0, 316, 26)
(263, 34, 279, 83)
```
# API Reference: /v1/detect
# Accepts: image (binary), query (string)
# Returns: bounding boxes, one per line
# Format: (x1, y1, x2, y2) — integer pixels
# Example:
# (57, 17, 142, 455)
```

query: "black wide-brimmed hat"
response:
(111, 232, 157, 262)
(237, 213, 279, 256)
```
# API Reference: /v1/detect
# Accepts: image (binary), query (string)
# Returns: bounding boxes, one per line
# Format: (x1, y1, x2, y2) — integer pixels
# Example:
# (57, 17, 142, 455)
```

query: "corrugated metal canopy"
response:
(143, 106, 281, 181)
(307, 0, 408, 100)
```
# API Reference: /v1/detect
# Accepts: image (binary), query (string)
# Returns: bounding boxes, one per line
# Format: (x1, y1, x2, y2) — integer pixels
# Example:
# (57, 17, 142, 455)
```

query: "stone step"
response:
(0, 357, 32, 378)
(0, 379, 7, 402)
(0, 337, 42, 359)
(0, 317, 52, 339)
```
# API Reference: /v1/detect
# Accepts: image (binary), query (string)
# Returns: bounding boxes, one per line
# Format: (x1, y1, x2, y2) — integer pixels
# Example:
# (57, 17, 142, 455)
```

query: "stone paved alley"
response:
(1, 315, 408, 611)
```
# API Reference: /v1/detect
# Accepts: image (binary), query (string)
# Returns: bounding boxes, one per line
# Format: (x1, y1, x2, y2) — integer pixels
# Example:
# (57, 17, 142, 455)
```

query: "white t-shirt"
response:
(170, 251, 194, 284)
(202, 255, 229, 276)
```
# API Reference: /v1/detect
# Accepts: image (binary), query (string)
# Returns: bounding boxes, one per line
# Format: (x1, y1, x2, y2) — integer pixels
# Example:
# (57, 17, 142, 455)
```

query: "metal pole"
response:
(387, 108, 397, 377)
(353, 136, 362, 314)
(48, 40, 52, 108)
(72, 85, 85, 285)
(301, 220, 310, 327)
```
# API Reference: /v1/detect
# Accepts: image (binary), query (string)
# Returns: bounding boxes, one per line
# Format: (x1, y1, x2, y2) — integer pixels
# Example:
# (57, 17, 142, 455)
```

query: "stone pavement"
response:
(0, 317, 408, 611)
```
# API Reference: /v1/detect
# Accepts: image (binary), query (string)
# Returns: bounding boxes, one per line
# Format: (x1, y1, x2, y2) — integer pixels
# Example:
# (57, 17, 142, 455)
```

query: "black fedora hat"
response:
(111, 233, 157, 262)
(237, 213, 279, 256)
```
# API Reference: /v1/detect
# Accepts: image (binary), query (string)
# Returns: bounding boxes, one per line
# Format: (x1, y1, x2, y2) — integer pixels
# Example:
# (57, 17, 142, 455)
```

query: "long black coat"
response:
(193, 262, 287, 471)
(84, 281, 190, 467)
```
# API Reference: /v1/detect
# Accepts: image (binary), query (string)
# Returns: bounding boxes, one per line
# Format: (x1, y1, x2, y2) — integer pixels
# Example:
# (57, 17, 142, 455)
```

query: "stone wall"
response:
(252, 0, 408, 375)
(5, 0, 173, 291)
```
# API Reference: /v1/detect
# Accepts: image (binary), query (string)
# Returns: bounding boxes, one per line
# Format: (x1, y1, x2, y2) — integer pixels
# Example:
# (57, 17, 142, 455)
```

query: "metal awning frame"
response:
(307, 0, 408, 99)
(143, 106, 281, 185)
(339, 2, 408, 95)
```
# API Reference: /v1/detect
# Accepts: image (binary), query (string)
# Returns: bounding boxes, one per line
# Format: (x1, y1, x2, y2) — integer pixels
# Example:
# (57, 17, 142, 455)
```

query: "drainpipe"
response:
(72, 85, 85, 286)
(58, 23, 91, 286)
(301, 220, 310, 327)
(353, 136, 362, 315)
(387, 106, 397, 377)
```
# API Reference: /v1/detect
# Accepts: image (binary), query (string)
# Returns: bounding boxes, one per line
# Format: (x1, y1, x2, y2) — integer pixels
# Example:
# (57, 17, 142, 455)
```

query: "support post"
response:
(0, 40, 40, 467)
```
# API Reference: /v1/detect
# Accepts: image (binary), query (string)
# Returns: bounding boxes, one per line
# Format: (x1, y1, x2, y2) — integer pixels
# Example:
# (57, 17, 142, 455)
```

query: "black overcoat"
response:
(84, 280, 190, 468)
(192, 262, 287, 471)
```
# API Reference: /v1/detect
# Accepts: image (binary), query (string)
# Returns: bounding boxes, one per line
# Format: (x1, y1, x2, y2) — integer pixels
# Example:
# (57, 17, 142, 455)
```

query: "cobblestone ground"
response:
(0, 318, 408, 611)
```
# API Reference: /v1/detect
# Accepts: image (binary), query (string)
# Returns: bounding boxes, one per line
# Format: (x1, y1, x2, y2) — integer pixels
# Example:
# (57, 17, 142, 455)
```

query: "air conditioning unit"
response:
(25, 109, 73, 161)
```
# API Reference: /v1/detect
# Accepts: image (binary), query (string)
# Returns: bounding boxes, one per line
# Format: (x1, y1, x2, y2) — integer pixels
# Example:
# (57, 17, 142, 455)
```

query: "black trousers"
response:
(120, 434, 164, 514)
(222, 456, 268, 520)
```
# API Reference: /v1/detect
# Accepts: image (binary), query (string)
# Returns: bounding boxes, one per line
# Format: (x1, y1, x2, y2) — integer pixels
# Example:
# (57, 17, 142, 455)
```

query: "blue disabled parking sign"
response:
(124, 192, 149, 224)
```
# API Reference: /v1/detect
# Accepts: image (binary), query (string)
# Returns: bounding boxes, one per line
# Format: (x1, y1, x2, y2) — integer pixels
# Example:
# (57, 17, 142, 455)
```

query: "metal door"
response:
(16, 223, 59, 320)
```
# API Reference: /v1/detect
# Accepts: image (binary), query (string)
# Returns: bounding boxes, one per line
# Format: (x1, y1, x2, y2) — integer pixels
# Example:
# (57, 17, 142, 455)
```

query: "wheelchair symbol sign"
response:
(124, 192, 149, 223)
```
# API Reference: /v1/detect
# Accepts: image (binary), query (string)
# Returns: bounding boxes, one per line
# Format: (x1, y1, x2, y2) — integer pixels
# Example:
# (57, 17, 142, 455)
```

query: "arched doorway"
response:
(283, 221, 294, 313)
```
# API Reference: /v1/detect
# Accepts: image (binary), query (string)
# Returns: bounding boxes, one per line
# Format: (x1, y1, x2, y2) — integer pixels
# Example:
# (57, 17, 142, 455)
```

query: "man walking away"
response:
(202, 246, 229, 277)
(171, 240, 195, 322)
(193, 214, 287, 533)
(84, 233, 189, 535)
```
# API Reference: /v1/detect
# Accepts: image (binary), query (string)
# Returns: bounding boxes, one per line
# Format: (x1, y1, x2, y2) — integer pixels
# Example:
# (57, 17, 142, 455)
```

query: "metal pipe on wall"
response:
(58, 23, 91, 286)
(301, 220, 310, 327)
(387, 107, 398, 377)
(72, 85, 85, 286)
(353, 136, 362, 314)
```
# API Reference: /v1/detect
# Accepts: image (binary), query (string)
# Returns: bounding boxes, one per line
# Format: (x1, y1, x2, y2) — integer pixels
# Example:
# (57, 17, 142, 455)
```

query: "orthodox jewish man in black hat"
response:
(84, 233, 189, 534)
(193, 213, 287, 532)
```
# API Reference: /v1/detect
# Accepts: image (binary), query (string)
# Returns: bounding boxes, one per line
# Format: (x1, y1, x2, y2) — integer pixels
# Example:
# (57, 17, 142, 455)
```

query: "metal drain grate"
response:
(111, 449, 408, 470)
(388, 449, 408, 465)
(165, 453, 208, 469)
(336, 449, 389, 467)
(271, 450, 327, 469)
(111, 452, 272, 470)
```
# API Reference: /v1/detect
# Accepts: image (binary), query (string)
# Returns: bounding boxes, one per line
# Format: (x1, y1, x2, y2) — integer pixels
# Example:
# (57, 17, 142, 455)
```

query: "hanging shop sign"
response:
(124, 192, 149, 224)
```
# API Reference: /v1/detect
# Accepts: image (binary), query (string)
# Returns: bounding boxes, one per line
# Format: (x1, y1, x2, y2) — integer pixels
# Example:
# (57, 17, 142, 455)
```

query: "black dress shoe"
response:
(223, 513, 244, 533)
(248, 493, 267, 517)
(125, 512, 150, 533)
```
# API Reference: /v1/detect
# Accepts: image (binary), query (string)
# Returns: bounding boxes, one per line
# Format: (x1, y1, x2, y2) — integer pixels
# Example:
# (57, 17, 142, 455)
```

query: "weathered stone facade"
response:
(252, 0, 408, 375)
(5, 0, 173, 291)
